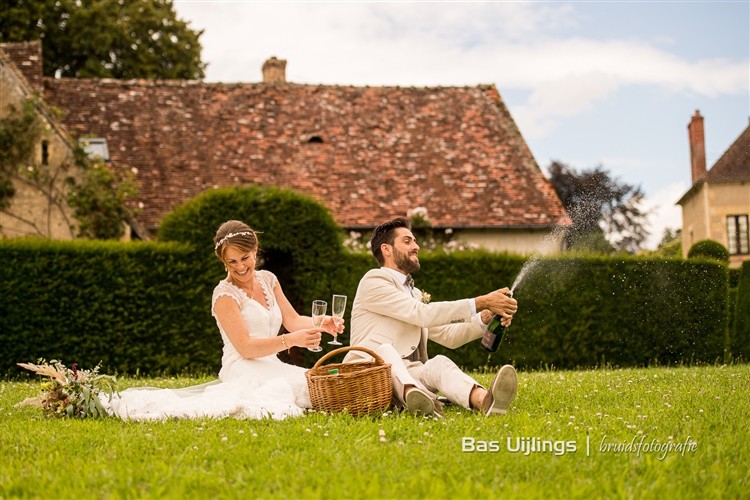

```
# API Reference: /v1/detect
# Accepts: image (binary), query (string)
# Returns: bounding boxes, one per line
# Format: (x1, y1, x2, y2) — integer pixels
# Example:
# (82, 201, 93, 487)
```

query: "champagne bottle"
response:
(481, 314, 507, 352)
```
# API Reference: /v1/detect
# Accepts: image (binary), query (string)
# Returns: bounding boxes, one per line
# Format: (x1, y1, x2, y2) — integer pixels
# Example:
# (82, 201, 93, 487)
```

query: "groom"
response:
(345, 217, 519, 417)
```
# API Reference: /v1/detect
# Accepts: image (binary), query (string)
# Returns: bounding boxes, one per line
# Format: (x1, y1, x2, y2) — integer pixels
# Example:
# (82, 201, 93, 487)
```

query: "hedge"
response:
(0, 239, 216, 375)
(734, 260, 750, 361)
(0, 185, 743, 375)
(0, 240, 738, 376)
(429, 255, 729, 369)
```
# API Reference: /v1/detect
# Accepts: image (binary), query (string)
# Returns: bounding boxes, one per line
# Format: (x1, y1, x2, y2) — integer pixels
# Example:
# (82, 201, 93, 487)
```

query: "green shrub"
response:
(688, 239, 730, 263)
(158, 186, 343, 311)
(729, 267, 742, 288)
(0, 239, 216, 375)
(733, 261, 750, 361)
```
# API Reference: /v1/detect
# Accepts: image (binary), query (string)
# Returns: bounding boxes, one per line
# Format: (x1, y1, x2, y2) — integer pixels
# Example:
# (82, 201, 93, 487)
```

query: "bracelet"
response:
(280, 334, 289, 351)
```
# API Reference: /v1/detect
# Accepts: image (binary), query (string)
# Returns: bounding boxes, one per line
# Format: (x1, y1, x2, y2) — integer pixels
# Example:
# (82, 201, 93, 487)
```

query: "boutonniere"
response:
(421, 291, 431, 304)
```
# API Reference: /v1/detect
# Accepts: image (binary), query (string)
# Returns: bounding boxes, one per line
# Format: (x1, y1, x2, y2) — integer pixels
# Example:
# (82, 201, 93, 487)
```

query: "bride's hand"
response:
(287, 328, 323, 350)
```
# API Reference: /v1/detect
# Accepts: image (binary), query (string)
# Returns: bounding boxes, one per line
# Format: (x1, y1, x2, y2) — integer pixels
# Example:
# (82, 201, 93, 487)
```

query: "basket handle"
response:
(311, 345, 385, 370)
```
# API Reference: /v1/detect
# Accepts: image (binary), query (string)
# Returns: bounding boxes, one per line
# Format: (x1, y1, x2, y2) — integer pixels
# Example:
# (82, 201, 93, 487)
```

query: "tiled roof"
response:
(42, 79, 567, 233)
(0, 41, 43, 92)
(706, 122, 750, 183)
(3, 40, 569, 235)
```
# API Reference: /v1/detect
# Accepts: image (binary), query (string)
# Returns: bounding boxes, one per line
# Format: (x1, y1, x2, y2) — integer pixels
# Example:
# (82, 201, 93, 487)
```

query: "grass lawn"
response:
(1, 364, 748, 498)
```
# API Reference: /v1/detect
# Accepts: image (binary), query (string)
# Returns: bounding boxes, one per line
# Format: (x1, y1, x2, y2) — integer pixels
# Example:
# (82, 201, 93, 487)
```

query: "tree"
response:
(656, 228, 682, 258)
(0, 0, 205, 79)
(0, 97, 137, 239)
(639, 228, 682, 259)
(66, 150, 139, 240)
(547, 161, 650, 254)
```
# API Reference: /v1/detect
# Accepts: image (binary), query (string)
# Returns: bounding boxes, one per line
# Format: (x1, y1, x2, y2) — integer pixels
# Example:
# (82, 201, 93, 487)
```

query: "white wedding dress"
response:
(102, 270, 310, 421)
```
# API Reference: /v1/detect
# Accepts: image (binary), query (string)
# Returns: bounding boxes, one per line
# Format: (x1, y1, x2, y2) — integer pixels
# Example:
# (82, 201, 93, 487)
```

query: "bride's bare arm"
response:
(273, 282, 344, 335)
(213, 296, 322, 358)
(273, 280, 318, 332)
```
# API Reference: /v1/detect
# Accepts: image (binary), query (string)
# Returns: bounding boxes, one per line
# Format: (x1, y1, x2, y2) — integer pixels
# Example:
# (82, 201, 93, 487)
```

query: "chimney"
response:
(688, 109, 707, 184)
(262, 57, 286, 84)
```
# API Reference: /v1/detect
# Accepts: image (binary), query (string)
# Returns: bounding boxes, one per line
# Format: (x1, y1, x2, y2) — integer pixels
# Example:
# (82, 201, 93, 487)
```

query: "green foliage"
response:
(547, 161, 649, 253)
(640, 228, 682, 259)
(66, 151, 138, 239)
(0, 238, 216, 375)
(158, 186, 345, 310)
(0, 225, 743, 375)
(729, 267, 741, 289)
(437, 254, 728, 370)
(0, 97, 78, 237)
(0, 0, 205, 79)
(0, 99, 42, 211)
(0, 97, 138, 239)
(733, 261, 750, 360)
(687, 239, 730, 263)
(158, 185, 357, 368)
(567, 228, 617, 255)
(507, 258, 727, 368)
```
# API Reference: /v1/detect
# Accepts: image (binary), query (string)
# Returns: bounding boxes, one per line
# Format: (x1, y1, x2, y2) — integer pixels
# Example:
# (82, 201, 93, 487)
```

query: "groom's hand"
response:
(476, 288, 517, 320)
(321, 315, 345, 334)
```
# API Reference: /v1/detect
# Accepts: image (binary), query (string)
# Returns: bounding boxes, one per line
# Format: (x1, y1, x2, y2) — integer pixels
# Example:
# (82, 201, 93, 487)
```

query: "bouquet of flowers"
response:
(16, 359, 117, 418)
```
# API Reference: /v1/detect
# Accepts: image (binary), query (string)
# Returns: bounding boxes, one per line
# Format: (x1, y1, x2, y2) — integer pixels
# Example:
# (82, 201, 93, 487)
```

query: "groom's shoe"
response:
(481, 365, 518, 416)
(404, 387, 435, 416)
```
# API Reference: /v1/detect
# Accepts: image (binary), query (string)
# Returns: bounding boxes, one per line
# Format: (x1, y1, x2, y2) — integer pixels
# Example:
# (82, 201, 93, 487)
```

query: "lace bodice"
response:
(212, 270, 284, 364)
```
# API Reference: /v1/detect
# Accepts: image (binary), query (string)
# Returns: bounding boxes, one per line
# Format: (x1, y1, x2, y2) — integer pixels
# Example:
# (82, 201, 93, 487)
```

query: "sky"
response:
(172, 0, 749, 249)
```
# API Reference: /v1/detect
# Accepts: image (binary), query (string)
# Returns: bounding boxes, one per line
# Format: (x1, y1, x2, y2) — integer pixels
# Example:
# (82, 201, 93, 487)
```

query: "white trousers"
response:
(374, 344, 480, 409)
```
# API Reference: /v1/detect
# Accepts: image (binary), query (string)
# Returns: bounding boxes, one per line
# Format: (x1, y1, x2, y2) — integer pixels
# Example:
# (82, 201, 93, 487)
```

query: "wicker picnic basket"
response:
(305, 346, 392, 416)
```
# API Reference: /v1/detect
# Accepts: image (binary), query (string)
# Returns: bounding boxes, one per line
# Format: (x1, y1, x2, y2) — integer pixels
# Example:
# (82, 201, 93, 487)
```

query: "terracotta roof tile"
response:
(0, 41, 43, 92)
(41, 77, 568, 233)
(706, 123, 750, 183)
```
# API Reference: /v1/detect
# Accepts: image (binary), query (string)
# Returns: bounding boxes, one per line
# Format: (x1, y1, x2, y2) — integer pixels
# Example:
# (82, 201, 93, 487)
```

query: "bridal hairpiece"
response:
(215, 231, 254, 249)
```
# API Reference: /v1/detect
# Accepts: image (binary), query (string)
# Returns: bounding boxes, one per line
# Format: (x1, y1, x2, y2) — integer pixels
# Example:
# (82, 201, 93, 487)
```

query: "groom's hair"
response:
(371, 217, 411, 266)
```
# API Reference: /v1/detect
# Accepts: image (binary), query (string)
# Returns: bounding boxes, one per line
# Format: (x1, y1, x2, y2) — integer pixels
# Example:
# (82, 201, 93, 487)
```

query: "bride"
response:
(103, 220, 343, 420)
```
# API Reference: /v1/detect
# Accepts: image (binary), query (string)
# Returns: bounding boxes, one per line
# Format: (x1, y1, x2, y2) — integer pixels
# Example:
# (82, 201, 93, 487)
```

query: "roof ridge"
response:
(44, 77, 497, 91)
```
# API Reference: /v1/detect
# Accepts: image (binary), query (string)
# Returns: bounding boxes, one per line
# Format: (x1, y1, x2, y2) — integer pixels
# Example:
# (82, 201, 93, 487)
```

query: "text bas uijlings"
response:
(462, 437, 577, 456)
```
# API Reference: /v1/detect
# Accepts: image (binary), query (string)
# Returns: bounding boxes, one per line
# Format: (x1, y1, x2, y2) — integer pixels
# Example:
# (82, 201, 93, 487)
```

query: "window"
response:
(727, 215, 749, 255)
(79, 137, 110, 161)
(41, 140, 49, 165)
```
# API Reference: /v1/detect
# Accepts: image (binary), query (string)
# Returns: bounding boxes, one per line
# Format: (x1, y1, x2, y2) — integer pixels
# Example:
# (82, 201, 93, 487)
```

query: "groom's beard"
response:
(394, 247, 420, 275)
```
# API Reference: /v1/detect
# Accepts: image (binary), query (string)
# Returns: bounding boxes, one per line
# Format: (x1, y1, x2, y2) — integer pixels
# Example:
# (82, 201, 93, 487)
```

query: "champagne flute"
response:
(309, 300, 327, 352)
(328, 294, 347, 345)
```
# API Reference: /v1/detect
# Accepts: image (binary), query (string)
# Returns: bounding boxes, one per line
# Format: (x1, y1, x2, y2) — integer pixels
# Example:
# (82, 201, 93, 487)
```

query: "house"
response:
(678, 110, 750, 267)
(2, 41, 569, 253)
(0, 41, 80, 239)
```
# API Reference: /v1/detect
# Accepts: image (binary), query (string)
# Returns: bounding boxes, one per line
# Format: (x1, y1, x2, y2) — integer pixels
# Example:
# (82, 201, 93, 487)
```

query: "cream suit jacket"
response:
(347, 268, 484, 363)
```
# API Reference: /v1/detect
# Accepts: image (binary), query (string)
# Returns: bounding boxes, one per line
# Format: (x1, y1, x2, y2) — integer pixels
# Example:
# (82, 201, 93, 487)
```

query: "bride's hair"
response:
(214, 220, 259, 262)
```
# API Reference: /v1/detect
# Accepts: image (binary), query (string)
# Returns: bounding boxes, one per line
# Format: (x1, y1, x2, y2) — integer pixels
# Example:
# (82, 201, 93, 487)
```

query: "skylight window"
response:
(79, 137, 110, 161)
